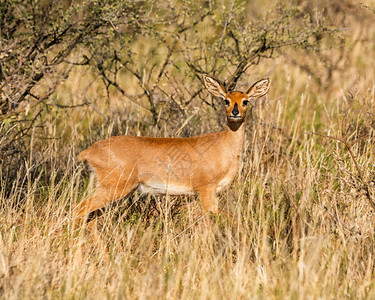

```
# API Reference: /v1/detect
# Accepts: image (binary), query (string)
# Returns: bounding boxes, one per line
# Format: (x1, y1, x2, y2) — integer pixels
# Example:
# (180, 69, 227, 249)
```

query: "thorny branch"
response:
(305, 93, 375, 210)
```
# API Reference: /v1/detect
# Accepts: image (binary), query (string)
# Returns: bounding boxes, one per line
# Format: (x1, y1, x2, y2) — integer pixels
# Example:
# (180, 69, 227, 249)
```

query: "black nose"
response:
(232, 103, 239, 115)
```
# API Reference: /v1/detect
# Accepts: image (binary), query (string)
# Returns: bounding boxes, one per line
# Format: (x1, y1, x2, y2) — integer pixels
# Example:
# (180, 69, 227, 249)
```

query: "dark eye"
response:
(224, 99, 230, 106)
(243, 100, 249, 106)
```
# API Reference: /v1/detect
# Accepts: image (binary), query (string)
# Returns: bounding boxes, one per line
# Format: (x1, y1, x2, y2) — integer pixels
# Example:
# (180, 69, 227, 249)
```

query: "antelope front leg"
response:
(198, 185, 219, 214)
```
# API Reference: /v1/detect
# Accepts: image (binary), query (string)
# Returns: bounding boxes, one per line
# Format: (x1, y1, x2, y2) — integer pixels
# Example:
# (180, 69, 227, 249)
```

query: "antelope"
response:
(74, 75, 270, 225)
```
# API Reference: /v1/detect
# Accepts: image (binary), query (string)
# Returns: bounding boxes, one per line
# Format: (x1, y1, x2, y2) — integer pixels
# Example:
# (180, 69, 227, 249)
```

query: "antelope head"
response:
(203, 75, 271, 123)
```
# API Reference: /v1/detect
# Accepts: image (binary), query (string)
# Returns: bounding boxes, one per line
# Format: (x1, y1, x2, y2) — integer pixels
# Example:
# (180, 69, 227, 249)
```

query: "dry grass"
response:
(1, 2, 375, 299)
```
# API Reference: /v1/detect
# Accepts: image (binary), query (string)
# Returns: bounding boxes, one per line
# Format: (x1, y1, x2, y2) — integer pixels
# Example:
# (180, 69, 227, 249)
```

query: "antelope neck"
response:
(227, 120, 244, 132)
(225, 120, 245, 147)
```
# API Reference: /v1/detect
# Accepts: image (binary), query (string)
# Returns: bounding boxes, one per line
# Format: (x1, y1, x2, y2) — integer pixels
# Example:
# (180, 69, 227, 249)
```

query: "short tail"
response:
(78, 149, 89, 162)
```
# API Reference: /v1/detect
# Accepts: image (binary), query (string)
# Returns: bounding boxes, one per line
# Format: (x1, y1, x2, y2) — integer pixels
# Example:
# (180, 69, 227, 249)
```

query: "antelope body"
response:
(74, 75, 270, 221)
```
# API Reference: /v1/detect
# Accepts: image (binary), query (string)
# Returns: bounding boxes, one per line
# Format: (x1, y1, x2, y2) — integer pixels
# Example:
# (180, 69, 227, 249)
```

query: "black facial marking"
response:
(232, 103, 239, 115)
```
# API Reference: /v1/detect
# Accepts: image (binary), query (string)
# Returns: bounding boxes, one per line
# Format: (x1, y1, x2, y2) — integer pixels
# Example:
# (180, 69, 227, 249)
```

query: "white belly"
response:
(138, 182, 195, 196)
(216, 175, 234, 193)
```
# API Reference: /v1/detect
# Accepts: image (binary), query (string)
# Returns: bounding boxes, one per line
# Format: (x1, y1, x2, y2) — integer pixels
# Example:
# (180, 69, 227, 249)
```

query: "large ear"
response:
(246, 77, 271, 98)
(203, 75, 227, 99)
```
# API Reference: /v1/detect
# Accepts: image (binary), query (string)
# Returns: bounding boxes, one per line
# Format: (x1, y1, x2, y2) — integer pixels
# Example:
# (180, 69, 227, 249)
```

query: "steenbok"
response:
(74, 75, 270, 224)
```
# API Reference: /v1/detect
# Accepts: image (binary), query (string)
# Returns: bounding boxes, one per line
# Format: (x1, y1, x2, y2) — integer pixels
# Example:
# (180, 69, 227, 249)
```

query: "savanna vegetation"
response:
(1, 0, 375, 298)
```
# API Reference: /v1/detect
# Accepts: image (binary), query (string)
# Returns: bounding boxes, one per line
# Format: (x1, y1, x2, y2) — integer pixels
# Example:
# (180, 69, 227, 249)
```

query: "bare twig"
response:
(304, 94, 375, 210)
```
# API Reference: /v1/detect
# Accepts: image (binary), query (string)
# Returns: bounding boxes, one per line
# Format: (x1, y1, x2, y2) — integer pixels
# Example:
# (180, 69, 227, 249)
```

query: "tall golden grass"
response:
(1, 1, 375, 299)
